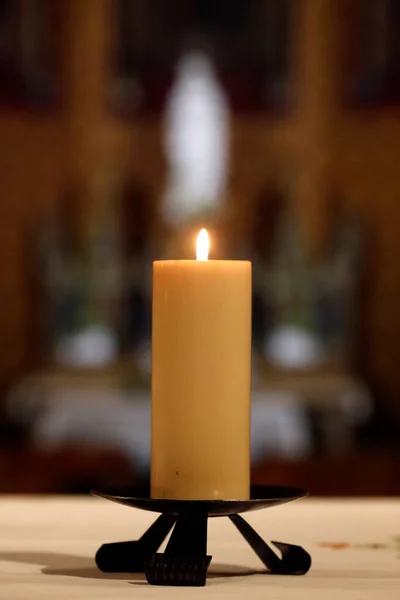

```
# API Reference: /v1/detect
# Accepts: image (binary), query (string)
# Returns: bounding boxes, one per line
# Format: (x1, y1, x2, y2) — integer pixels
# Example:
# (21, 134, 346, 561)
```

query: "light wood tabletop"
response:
(0, 496, 399, 599)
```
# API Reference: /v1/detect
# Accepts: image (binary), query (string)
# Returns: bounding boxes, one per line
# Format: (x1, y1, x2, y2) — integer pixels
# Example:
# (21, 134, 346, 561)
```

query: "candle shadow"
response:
(0, 551, 145, 581)
(0, 551, 266, 583)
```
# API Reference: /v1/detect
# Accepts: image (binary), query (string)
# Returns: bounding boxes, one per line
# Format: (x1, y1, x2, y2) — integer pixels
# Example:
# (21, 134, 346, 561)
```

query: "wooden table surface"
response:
(0, 497, 399, 599)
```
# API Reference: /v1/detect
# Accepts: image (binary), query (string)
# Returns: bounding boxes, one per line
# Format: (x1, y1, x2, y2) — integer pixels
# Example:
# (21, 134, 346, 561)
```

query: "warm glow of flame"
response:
(196, 228, 209, 261)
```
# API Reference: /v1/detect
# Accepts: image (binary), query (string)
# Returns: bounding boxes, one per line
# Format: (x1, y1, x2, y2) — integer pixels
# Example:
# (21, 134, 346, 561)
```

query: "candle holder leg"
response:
(229, 514, 311, 575)
(95, 513, 176, 573)
(145, 511, 212, 587)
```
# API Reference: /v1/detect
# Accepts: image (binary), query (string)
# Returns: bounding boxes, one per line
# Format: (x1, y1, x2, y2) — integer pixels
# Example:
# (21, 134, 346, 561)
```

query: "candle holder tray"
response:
(92, 484, 312, 587)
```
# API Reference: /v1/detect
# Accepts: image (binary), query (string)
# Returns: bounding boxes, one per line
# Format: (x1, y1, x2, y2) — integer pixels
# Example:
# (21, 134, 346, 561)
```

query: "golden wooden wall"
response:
(336, 112, 400, 420)
(0, 0, 399, 421)
(0, 114, 63, 385)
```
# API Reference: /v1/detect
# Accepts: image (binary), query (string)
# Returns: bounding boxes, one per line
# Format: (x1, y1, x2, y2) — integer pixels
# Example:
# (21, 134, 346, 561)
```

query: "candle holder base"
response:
(92, 484, 311, 587)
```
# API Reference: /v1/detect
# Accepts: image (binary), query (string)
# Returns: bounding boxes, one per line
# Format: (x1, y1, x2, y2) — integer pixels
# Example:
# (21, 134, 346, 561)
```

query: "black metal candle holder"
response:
(92, 484, 312, 587)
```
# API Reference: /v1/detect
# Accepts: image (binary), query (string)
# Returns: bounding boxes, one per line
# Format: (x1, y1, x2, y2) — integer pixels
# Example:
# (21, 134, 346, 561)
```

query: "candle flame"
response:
(196, 228, 209, 261)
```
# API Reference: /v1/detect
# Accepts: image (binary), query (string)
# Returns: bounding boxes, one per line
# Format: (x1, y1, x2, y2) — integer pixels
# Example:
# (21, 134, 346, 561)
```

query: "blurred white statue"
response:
(162, 50, 229, 224)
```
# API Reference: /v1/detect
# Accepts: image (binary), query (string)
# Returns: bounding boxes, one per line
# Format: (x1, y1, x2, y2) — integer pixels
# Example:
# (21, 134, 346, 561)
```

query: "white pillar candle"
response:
(151, 229, 251, 500)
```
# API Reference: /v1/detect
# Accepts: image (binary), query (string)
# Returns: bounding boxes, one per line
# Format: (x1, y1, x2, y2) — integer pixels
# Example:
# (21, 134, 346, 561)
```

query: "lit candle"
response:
(151, 229, 251, 500)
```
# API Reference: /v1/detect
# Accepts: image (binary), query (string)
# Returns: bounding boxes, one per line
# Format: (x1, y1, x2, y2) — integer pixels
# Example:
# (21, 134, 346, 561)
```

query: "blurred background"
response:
(0, 0, 399, 496)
